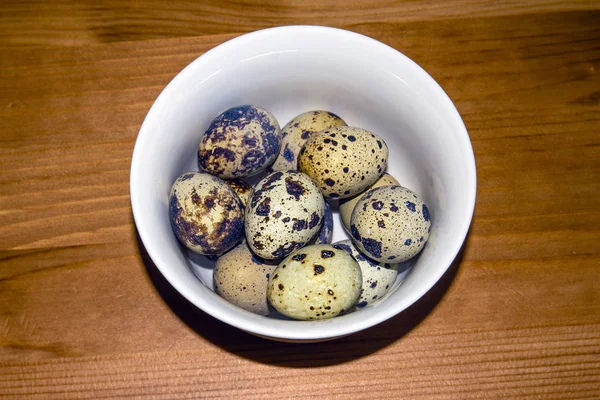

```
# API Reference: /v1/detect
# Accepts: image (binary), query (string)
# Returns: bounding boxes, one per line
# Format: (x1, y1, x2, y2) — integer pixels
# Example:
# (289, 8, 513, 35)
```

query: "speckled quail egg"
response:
(350, 185, 431, 263)
(224, 178, 252, 207)
(332, 239, 398, 309)
(198, 105, 281, 178)
(245, 171, 325, 260)
(312, 201, 334, 244)
(169, 172, 244, 255)
(339, 173, 400, 232)
(298, 126, 389, 199)
(267, 244, 362, 320)
(271, 110, 347, 171)
(214, 241, 277, 315)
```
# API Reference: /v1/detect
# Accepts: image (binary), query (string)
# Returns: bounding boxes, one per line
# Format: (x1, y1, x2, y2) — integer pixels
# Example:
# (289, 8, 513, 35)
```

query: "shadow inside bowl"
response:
(136, 226, 466, 367)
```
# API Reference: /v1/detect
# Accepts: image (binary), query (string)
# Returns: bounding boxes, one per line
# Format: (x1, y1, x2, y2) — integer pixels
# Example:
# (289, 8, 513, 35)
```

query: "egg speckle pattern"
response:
(169, 172, 244, 255)
(332, 239, 398, 309)
(271, 111, 347, 171)
(245, 171, 325, 260)
(339, 172, 400, 232)
(298, 126, 388, 199)
(350, 185, 431, 262)
(198, 105, 281, 178)
(267, 244, 362, 320)
(224, 178, 252, 207)
(313, 201, 334, 244)
(214, 241, 277, 315)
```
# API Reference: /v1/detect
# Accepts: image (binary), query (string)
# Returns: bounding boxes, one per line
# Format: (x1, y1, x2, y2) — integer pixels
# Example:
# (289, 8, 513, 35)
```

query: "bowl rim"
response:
(130, 25, 477, 341)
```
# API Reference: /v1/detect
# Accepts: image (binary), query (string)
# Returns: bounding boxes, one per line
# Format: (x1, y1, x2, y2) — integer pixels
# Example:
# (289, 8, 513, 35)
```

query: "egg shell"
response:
(169, 172, 244, 255)
(245, 170, 325, 260)
(224, 178, 252, 208)
(267, 244, 362, 320)
(350, 185, 431, 263)
(198, 105, 281, 178)
(339, 173, 400, 232)
(312, 201, 334, 244)
(271, 110, 347, 172)
(298, 126, 388, 199)
(214, 241, 277, 315)
(332, 239, 398, 309)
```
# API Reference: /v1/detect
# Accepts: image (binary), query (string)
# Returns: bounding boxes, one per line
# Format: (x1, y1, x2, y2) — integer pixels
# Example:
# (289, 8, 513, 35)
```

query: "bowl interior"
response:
(131, 26, 476, 341)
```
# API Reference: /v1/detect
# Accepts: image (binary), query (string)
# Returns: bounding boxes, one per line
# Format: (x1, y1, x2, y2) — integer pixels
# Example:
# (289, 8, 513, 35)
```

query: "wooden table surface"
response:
(1, 1, 599, 398)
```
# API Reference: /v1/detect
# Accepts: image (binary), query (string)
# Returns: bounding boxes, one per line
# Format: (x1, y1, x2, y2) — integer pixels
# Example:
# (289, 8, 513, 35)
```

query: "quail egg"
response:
(198, 105, 281, 178)
(271, 110, 346, 171)
(332, 239, 398, 309)
(298, 126, 388, 199)
(214, 241, 277, 315)
(245, 170, 325, 260)
(267, 244, 362, 320)
(169, 172, 244, 255)
(339, 172, 400, 232)
(350, 185, 431, 263)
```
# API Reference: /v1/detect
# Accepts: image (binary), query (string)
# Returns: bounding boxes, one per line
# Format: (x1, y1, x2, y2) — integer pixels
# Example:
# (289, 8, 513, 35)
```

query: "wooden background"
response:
(1, 1, 599, 398)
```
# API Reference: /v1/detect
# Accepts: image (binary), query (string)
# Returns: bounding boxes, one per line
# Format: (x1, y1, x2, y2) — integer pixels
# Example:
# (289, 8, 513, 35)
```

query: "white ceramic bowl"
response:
(130, 26, 476, 342)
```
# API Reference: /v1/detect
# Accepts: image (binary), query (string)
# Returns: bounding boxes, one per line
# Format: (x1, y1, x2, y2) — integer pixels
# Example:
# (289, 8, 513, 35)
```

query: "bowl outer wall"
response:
(130, 25, 477, 341)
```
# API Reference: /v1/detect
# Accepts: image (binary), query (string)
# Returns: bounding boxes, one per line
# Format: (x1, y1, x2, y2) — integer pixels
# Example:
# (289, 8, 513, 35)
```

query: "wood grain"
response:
(1, 0, 596, 47)
(1, 1, 599, 399)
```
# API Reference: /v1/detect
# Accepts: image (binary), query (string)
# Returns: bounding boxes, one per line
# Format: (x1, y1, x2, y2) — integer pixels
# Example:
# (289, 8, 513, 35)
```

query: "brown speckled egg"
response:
(224, 178, 252, 207)
(214, 241, 277, 315)
(350, 185, 431, 263)
(332, 239, 398, 309)
(298, 126, 388, 199)
(339, 173, 400, 232)
(198, 105, 281, 178)
(271, 110, 346, 171)
(245, 171, 325, 260)
(267, 244, 362, 320)
(169, 172, 244, 255)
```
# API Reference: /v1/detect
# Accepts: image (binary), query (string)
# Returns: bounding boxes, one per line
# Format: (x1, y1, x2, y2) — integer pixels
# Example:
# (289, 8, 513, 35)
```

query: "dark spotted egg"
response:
(169, 172, 244, 255)
(298, 126, 389, 199)
(267, 244, 362, 320)
(350, 185, 431, 263)
(245, 171, 325, 260)
(271, 110, 346, 172)
(214, 241, 277, 315)
(332, 239, 398, 309)
(198, 105, 281, 179)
